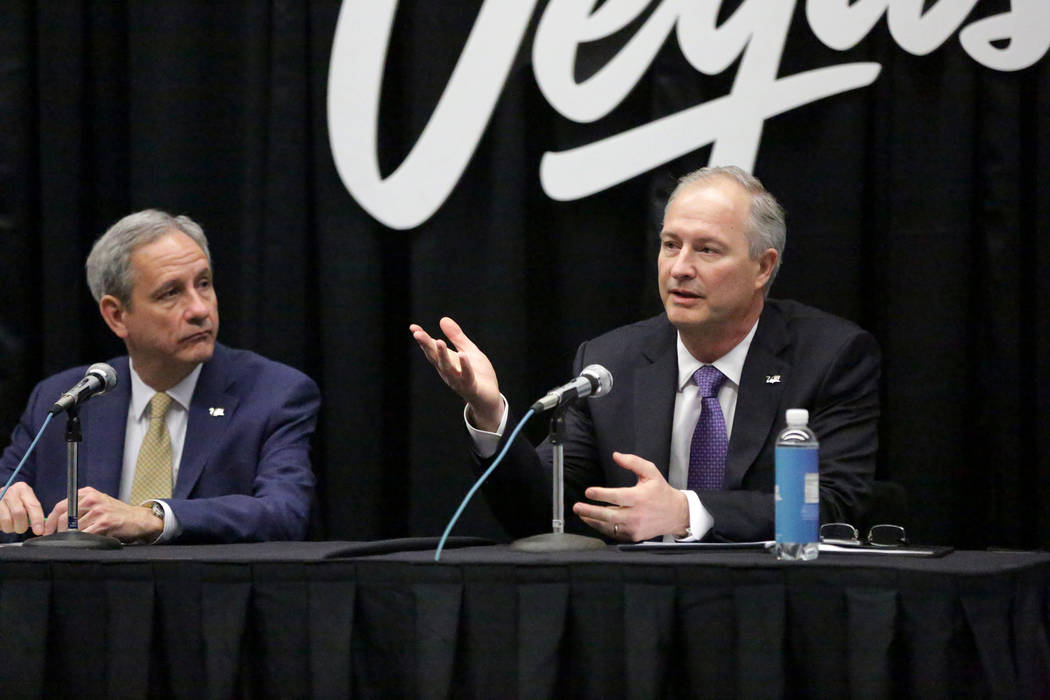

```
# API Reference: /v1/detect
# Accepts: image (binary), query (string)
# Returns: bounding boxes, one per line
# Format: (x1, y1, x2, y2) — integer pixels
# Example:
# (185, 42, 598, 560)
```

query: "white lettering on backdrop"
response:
(327, 0, 1050, 230)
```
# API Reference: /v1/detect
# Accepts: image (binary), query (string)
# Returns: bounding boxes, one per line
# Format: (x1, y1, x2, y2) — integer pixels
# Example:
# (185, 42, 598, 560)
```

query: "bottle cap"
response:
(785, 408, 809, 426)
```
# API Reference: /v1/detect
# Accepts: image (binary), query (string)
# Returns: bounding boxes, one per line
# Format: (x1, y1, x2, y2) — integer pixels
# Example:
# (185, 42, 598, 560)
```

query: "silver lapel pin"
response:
(209, 407, 225, 417)
(765, 375, 781, 384)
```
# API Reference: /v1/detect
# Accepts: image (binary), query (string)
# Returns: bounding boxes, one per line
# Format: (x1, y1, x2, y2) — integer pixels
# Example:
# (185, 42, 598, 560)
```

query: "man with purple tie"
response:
(0, 210, 319, 543)
(412, 166, 879, 543)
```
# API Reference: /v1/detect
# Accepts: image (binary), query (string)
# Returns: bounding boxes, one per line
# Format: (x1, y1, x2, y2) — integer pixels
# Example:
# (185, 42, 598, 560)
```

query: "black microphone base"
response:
(23, 530, 122, 549)
(511, 532, 606, 553)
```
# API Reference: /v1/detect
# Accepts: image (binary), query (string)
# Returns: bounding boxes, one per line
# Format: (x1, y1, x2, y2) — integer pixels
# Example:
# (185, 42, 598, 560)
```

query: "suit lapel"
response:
(175, 346, 239, 498)
(81, 357, 131, 497)
(726, 304, 789, 488)
(632, 321, 677, 477)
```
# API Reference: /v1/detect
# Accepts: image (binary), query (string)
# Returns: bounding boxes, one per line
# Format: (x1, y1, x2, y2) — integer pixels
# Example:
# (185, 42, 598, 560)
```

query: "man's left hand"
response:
(573, 452, 690, 542)
(43, 487, 164, 543)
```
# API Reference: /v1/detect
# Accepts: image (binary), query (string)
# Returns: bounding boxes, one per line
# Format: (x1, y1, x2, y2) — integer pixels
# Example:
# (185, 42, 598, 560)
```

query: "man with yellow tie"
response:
(0, 210, 320, 543)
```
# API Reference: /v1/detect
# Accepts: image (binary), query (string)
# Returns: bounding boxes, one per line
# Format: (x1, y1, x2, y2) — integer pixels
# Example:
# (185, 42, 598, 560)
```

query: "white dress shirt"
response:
(466, 319, 759, 541)
(119, 361, 202, 542)
(668, 321, 757, 540)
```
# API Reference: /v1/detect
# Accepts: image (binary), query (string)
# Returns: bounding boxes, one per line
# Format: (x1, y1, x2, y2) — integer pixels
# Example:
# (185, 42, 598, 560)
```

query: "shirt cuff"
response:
(145, 499, 182, 544)
(464, 394, 509, 459)
(673, 489, 714, 542)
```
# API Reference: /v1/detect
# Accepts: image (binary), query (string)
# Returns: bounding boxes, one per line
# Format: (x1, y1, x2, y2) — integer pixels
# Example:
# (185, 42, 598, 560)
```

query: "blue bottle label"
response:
(775, 446, 819, 543)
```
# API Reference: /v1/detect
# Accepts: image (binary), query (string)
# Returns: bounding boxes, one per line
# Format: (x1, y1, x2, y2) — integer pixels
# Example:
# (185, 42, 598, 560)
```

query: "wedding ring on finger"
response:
(613, 523, 620, 536)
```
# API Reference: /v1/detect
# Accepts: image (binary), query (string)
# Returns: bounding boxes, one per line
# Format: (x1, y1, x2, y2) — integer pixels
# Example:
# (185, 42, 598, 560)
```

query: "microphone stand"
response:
(24, 405, 121, 549)
(511, 403, 605, 552)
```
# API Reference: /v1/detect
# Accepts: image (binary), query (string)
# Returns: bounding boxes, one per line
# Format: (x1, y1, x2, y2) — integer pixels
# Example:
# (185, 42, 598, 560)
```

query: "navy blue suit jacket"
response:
(479, 299, 881, 542)
(0, 343, 320, 543)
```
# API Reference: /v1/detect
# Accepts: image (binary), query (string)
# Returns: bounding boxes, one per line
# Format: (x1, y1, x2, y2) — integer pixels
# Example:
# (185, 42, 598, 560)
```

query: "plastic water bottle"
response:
(774, 408, 819, 560)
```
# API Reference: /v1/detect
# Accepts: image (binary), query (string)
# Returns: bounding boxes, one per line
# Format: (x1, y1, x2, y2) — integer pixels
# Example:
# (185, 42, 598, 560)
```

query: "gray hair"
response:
(85, 209, 212, 305)
(665, 165, 786, 290)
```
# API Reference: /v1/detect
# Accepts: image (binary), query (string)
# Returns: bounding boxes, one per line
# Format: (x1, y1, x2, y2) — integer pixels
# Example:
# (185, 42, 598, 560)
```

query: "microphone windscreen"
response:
(87, 362, 118, 393)
(581, 364, 613, 397)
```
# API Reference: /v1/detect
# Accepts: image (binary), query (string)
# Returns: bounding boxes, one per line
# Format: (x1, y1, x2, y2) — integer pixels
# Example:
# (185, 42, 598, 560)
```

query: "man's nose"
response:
(184, 289, 210, 322)
(670, 251, 696, 278)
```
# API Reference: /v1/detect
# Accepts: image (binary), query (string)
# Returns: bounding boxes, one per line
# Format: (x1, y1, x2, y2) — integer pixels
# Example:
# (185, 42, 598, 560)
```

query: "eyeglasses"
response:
(820, 523, 908, 548)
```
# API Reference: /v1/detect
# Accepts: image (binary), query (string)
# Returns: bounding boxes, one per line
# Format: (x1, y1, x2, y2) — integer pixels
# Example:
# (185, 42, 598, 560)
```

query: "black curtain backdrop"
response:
(1, 1, 1047, 549)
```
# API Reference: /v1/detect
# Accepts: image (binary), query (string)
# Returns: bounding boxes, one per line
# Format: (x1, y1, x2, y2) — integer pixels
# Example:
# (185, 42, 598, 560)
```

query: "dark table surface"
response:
(1, 540, 1048, 699)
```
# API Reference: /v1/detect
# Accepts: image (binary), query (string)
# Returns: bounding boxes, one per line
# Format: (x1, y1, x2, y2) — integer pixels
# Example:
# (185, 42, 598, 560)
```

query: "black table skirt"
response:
(0, 542, 1048, 699)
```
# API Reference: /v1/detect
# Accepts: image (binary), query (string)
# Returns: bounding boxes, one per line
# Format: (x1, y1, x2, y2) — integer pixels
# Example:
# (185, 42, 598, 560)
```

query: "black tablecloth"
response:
(1, 541, 1047, 699)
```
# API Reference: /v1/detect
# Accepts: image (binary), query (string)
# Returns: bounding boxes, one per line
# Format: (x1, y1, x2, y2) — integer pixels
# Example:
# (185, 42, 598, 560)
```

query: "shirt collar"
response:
(128, 360, 203, 420)
(676, 319, 760, 392)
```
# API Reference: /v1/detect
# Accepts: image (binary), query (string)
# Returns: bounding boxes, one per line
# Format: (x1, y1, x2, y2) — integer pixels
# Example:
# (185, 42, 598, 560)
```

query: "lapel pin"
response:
(765, 375, 781, 384)
(209, 407, 225, 417)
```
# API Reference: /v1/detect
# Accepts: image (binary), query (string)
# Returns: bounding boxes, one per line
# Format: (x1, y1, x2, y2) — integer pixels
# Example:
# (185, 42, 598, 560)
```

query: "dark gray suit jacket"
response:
(479, 299, 881, 542)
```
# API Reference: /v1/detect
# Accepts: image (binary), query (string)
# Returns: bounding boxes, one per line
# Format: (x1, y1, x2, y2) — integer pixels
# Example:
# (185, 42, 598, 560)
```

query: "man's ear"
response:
(99, 295, 130, 339)
(754, 248, 779, 289)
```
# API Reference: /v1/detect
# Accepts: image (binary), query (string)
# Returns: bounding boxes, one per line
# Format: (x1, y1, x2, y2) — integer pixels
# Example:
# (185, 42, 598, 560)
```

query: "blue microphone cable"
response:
(434, 408, 535, 562)
(0, 413, 55, 506)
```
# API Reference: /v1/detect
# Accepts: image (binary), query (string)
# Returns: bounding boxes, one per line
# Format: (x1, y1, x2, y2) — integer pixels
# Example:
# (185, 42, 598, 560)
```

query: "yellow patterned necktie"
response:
(130, 392, 174, 504)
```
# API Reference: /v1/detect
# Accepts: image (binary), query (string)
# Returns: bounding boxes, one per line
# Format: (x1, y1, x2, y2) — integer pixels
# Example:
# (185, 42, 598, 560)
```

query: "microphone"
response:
(530, 364, 613, 413)
(49, 363, 118, 415)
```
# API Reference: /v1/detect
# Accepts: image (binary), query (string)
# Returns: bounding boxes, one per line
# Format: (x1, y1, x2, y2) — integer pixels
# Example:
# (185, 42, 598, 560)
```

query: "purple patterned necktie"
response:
(688, 365, 728, 491)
